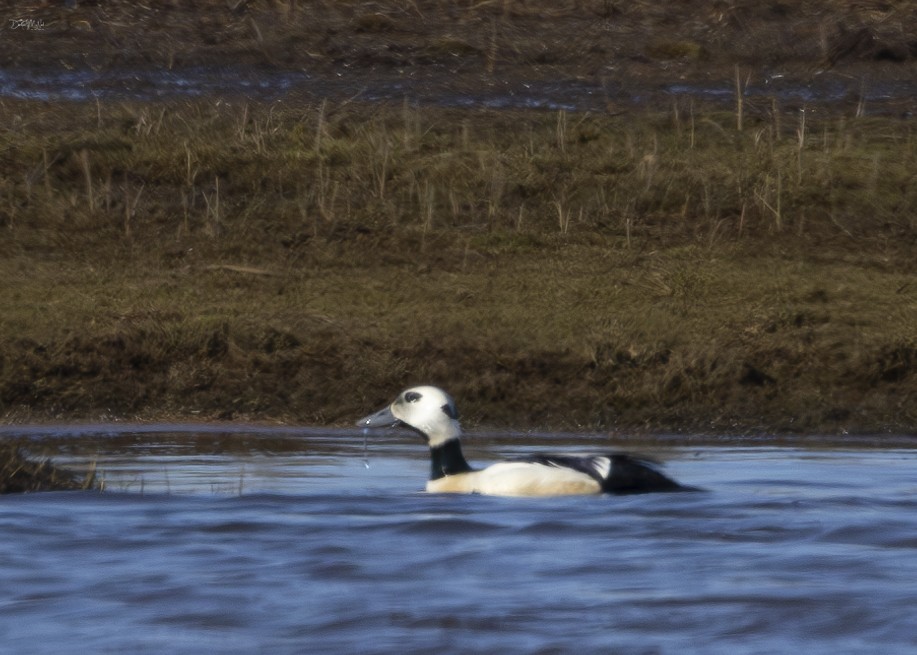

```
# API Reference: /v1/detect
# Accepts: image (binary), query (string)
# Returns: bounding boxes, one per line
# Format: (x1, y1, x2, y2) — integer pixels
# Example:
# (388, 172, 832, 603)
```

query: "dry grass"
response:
(3, 99, 915, 251)
(0, 98, 915, 433)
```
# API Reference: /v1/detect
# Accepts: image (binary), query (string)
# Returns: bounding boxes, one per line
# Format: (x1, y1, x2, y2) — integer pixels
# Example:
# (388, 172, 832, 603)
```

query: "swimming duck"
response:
(358, 385, 695, 497)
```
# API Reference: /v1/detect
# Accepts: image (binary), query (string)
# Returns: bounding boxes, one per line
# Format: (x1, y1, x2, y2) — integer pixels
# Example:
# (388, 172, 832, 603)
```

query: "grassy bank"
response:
(1, 98, 915, 433)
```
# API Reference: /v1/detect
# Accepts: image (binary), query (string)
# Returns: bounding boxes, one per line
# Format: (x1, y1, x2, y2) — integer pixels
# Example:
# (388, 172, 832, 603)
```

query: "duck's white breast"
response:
(426, 462, 602, 497)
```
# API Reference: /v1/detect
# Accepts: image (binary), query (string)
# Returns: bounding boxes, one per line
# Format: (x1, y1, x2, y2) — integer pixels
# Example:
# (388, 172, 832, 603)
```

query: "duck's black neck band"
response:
(429, 439, 473, 480)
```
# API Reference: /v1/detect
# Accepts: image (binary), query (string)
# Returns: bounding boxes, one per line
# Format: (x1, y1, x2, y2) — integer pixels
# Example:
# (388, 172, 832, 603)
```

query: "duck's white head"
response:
(358, 385, 461, 447)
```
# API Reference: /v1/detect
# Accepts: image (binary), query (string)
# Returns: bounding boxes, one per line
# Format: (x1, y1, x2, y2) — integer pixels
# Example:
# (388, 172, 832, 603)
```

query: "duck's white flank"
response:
(426, 462, 602, 496)
(358, 385, 695, 497)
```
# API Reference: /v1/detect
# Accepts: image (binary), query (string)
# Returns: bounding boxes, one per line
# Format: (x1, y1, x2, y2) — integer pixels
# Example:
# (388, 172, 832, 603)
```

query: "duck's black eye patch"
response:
(404, 391, 422, 403)
(441, 403, 458, 420)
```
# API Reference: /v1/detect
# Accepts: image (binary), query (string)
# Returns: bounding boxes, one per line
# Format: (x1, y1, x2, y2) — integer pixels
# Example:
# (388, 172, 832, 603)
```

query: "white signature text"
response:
(9, 18, 45, 31)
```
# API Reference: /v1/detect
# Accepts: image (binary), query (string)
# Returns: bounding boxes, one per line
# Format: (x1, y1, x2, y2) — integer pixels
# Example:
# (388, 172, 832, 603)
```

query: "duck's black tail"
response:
(602, 454, 701, 495)
(521, 452, 700, 495)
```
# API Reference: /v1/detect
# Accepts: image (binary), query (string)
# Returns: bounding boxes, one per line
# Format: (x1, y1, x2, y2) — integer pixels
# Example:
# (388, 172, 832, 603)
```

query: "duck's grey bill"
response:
(357, 405, 399, 428)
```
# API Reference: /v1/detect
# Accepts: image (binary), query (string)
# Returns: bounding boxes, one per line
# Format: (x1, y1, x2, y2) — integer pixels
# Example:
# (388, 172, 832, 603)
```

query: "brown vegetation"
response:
(0, 1, 915, 437)
(2, 98, 915, 434)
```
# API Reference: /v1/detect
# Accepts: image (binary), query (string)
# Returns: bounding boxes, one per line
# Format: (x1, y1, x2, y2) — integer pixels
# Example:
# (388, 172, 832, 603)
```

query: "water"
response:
(2, 65, 916, 115)
(1, 425, 916, 654)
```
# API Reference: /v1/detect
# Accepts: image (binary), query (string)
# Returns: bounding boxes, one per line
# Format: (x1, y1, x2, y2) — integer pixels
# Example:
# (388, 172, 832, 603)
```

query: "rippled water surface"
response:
(1, 425, 916, 654)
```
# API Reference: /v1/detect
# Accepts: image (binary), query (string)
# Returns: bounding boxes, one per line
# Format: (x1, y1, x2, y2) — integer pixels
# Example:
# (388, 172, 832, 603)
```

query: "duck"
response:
(357, 385, 696, 497)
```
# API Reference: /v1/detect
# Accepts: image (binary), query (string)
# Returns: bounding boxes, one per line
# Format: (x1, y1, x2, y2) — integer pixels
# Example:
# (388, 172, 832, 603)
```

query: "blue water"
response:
(2, 66, 916, 116)
(1, 426, 916, 654)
